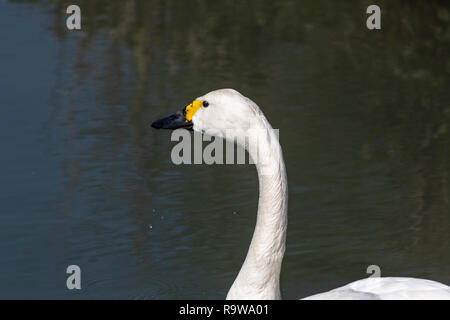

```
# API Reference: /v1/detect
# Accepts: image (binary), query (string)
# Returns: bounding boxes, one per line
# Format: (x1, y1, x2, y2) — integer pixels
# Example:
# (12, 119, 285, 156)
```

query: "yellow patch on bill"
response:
(185, 100, 203, 122)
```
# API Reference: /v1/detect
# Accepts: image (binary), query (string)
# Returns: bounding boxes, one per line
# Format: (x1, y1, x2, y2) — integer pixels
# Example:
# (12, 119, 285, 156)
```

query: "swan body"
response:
(303, 277, 450, 300)
(152, 88, 450, 300)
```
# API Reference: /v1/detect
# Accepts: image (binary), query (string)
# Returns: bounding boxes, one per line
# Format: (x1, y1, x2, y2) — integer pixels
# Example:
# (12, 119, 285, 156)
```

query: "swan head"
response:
(151, 88, 262, 140)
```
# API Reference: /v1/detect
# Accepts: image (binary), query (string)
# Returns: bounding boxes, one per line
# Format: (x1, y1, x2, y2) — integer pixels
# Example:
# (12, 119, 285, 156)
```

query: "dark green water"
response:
(0, 0, 449, 299)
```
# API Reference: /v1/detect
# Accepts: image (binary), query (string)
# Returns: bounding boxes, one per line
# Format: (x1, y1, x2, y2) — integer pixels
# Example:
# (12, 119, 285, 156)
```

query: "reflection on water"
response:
(0, 0, 449, 298)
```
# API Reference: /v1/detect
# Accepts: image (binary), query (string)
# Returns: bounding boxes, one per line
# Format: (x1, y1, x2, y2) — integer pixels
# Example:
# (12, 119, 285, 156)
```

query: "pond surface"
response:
(0, 0, 449, 299)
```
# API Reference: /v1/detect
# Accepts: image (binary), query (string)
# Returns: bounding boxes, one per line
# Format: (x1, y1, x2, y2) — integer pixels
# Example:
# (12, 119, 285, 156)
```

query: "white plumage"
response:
(155, 88, 450, 300)
(303, 277, 450, 300)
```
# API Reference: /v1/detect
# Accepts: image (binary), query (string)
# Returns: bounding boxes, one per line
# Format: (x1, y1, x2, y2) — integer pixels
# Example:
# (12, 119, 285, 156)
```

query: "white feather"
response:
(303, 277, 450, 300)
(187, 89, 450, 300)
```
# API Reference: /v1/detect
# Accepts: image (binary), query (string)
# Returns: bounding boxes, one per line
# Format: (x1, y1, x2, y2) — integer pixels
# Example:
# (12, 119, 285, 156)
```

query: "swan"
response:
(151, 88, 450, 300)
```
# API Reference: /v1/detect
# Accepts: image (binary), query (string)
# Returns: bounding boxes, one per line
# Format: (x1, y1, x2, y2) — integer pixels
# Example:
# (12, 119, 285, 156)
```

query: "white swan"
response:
(152, 88, 450, 300)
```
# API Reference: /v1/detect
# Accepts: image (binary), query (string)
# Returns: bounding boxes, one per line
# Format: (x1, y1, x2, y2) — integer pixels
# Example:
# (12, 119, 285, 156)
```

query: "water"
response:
(0, 0, 449, 299)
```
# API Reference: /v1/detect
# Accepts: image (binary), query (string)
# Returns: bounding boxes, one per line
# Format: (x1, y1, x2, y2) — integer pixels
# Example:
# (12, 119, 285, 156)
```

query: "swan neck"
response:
(226, 123, 288, 300)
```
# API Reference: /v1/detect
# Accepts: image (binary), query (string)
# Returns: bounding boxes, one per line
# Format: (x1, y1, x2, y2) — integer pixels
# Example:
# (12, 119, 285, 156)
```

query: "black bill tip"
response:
(151, 110, 193, 130)
(151, 119, 165, 129)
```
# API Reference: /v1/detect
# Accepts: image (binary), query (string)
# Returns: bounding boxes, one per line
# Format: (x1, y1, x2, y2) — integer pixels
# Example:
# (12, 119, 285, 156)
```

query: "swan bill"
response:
(151, 109, 193, 130)
(152, 100, 204, 130)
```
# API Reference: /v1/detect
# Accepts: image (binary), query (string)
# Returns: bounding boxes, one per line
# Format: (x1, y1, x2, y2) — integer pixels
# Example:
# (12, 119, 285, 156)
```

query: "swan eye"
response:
(202, 101, 209, 108)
